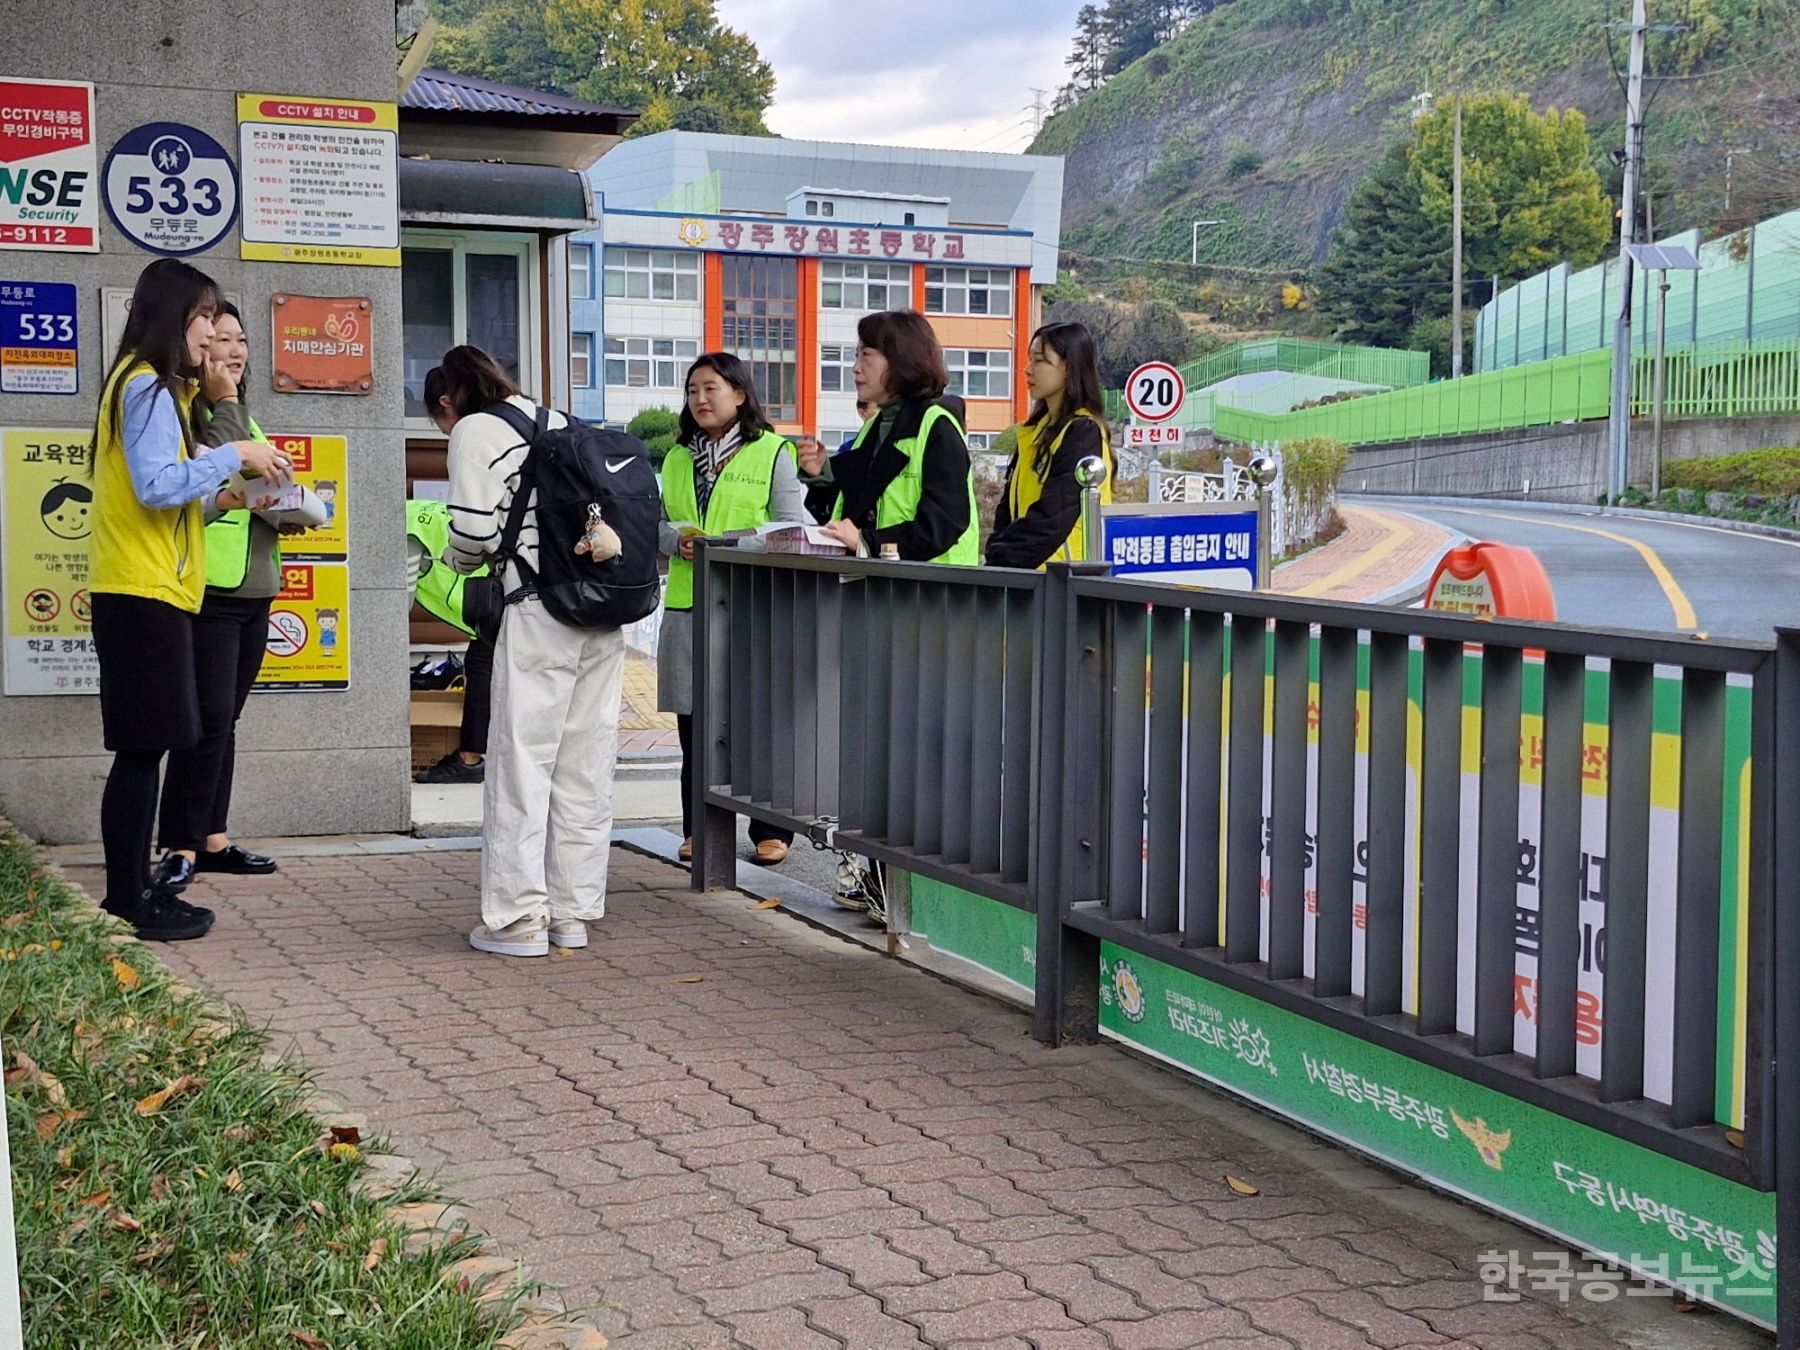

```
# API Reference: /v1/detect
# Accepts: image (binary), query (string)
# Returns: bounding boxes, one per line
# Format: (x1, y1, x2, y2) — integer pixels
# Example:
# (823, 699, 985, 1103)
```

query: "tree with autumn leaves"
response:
(429, 0, 775, 136)
(1318, 94, 1612, 371)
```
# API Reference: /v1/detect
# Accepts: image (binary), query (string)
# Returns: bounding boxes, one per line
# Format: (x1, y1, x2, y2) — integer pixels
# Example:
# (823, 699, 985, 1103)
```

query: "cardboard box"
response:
(411, 690, 464, 770)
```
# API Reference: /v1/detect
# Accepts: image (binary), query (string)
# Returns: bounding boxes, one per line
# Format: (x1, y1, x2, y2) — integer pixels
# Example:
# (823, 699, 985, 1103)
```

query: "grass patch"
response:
(0, 825, 529, 1348)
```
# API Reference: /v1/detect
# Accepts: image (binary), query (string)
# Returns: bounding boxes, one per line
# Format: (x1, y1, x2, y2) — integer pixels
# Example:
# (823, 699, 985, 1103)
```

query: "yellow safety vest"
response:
(835, 403, 978, 566)
(91, 360, 206, 612)
(661, 429, 794, 611)
(1005, 409, 1113, 565)
(204, 411, 269, 592)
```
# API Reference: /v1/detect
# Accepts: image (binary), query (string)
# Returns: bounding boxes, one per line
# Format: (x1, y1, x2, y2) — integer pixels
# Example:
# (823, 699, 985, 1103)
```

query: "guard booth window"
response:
(721, 254, 798, 422)
(401, 231, 538, 424)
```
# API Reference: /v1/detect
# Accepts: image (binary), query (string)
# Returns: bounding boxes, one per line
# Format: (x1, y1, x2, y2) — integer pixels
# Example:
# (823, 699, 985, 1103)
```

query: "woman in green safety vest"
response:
(797, 309, 978, 565)
(153, 301, 326, 895)
(660, 352, 806, 866)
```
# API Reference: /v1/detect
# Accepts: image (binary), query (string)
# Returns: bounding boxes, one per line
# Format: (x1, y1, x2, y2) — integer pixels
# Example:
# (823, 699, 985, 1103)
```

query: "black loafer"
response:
(196, 844, 277, 876)
(153, 852, 195, 892)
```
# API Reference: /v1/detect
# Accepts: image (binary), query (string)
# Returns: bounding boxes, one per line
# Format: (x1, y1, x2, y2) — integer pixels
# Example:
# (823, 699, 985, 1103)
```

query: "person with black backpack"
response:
(438, 346, 661, 957)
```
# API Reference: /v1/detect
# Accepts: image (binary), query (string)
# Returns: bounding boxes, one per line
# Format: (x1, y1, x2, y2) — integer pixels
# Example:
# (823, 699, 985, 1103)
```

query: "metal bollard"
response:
(1077, 455, 1109, 563)
(1247, 454, 1279, 590)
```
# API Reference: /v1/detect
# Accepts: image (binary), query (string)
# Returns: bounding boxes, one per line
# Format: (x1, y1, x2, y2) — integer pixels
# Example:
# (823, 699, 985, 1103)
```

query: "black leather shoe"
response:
(195, 844, 278, 876)
(102, 890, 212, 942)
(153, 852, 195, 892)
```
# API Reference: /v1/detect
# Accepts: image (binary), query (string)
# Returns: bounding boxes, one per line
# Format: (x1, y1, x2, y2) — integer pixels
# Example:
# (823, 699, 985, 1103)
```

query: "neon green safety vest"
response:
(835, 403, 978, 566)
(406, 499, 488, 637)
(203, 411, 268, 592)
(661, 429, 795, 611)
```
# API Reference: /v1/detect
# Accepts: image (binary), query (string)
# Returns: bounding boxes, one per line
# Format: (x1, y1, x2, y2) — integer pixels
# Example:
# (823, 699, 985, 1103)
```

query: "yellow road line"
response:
(1287, 507, 1421, 598)
(1434, 508, 1698, 630)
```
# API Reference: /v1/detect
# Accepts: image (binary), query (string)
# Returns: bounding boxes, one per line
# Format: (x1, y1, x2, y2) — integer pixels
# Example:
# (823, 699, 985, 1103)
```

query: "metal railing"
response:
(691, 548, 1797, 1340)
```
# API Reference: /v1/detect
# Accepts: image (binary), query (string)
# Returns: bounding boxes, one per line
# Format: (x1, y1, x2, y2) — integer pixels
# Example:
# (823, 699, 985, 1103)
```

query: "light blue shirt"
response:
(121, 374, 241, 510)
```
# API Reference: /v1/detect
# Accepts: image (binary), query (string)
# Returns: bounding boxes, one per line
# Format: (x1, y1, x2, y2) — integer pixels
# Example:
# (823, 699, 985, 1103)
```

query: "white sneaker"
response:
(469, 918, 549, 957)
(548, 918, 588, 949)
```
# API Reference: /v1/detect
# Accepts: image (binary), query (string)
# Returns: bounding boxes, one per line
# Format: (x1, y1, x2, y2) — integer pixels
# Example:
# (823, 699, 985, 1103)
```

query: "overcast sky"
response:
(714, 0, 1087, 153)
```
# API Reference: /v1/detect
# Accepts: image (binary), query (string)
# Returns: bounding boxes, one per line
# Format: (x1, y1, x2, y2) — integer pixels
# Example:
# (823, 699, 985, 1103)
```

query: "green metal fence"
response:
(1215, 348, 1613, 446)
(1476, 209, 1800, 371)
(1215, 339, 1800, 447)
(1104, 337, 1431, 420)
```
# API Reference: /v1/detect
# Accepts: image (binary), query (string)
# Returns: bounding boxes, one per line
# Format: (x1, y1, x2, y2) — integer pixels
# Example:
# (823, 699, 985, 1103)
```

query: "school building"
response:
(566, 133, 1065, 449)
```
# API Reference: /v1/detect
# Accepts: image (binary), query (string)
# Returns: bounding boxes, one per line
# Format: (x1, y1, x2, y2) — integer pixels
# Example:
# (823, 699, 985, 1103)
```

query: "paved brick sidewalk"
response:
(74, 847, 1756, 1350)
(1274, 505, 1456, 603)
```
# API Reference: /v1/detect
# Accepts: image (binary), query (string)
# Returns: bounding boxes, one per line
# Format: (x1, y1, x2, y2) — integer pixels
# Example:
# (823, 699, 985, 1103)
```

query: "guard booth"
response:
(392, 69, 634, 763)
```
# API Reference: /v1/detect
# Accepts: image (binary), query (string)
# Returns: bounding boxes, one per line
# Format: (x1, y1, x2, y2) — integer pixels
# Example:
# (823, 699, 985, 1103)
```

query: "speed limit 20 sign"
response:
(1125, 361, 1186, 423)
(102, 122, 239, 257)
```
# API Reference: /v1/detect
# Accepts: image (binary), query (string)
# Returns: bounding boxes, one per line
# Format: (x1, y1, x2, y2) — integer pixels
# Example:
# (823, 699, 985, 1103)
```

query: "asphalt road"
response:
(1365, 497, 1800, 642)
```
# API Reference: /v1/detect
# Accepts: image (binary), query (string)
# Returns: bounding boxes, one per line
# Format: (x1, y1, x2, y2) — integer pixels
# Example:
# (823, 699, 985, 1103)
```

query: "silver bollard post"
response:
(1247, 454, 1280, 591)
(1077, 455, 1109, 563)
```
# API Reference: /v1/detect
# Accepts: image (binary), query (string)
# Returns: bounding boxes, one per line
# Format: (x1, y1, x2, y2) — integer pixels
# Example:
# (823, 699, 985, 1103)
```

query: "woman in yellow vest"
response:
(797, 310, 978, 565)
(153, 301, 325, 894)
(659, 352, 804, 865)
(89, 260, 291, 942)
(985, 321, 1114, 569)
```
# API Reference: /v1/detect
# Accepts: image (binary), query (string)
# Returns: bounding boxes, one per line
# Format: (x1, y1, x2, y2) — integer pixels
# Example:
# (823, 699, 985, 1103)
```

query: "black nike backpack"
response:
(482, 402, 662, 633)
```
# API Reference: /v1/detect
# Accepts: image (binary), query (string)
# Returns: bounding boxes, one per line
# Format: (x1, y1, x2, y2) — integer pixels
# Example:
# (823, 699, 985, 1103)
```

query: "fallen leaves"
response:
(35, 1109, 82, 1142)
(77, 1189, 112, 1208)
(7, 1050, 66, 1106)
(676, 976, 704, 984)
(1726, 1128, 1745, 1150)
(149, 1174, 169, 1201)
(329, 1126, 361, 1148)
(751, 898, 782, 910)
(288, 1331, 329, 1350)
(224, 1170, 243, 1194)
(134, 1075, 204, 1117)
(111, 958, 141, 993)
(109, 1211, 143, 1234)
(0, 910, 34, 930)
(363, 1237, 388, 1271)
(1223, 1175, 1261, 1197)
(328, 1143, 362, 1164)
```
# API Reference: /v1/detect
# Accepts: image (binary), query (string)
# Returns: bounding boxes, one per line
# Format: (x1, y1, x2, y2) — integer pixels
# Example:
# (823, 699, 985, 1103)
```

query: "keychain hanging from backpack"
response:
(575, 502, 622, 561)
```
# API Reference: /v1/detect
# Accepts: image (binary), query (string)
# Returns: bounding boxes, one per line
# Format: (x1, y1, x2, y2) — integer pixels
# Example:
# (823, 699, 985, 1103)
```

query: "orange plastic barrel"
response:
(1423, 542, 1557, 622)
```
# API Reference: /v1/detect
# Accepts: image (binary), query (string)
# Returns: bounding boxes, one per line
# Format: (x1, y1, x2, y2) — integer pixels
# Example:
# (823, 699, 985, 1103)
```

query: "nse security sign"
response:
(103, 123, 238, 256)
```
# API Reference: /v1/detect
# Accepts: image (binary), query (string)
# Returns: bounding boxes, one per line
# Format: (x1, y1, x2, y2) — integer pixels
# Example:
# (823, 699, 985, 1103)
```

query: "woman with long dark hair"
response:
(152, 301, 325, 893)
(985, 321, 1114, 569)
(796, 310, 977, 564)
(659, 352, 804, 865)
(90, 259, 291, 941)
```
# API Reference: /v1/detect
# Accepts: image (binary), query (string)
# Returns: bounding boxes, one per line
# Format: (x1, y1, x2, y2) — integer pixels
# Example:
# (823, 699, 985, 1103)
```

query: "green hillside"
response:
(1034, 0, 1797, 271)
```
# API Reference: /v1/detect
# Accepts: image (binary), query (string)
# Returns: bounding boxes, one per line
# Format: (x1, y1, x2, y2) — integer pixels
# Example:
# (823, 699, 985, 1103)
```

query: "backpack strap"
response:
(484, 401, 551, 600)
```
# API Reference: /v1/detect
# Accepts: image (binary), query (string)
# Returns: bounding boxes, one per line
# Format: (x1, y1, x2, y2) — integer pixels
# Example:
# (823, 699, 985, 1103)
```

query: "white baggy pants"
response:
(481, 597, 626, 929)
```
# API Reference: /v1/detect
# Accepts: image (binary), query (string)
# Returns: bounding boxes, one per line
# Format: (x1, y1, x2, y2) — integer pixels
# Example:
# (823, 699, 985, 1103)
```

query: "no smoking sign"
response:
(266, 609, 308, 658)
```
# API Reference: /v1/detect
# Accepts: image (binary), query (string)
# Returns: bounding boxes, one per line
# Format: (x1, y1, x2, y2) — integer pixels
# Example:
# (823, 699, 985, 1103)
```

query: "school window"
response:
(571, 332, 595, 388)
(945, 348, 1013, 399)
(820, 261, 908, 311)
(721, 254, 799, 421)
(925, 266, 1013, 317)
(805, 200, 818, 216)
(819, 343, 857, 393)
(602, 247, 700, 301)
(569, 242, 594, 300)
(966, 431, 996, 452)
(401, 231, 537, 424)
(603, 337, 699, 389)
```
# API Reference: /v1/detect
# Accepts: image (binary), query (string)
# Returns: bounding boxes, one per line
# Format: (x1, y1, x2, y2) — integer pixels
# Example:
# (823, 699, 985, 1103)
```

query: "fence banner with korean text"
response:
(1098, 943, 1775, 1326)
(256, 562, 348, 691)
(910, 876, 1035, 993)
(1, 427, 96, 694)
(1103, 502, 1260, 591)
(1252, 651, 1751, 1128)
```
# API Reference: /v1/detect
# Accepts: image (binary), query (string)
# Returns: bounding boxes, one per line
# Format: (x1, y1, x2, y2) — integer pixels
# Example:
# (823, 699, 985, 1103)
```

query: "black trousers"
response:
(157, 594, 272, 853)
(677, 714, 792, 846)
(460, 633, 494, 755)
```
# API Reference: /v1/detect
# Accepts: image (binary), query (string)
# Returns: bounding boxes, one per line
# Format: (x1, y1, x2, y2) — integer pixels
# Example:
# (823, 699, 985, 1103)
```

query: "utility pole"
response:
(1027, 89, 1049, 137)
(1451, 94, 1465, 379)
(1605, 0, 1647, 512)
